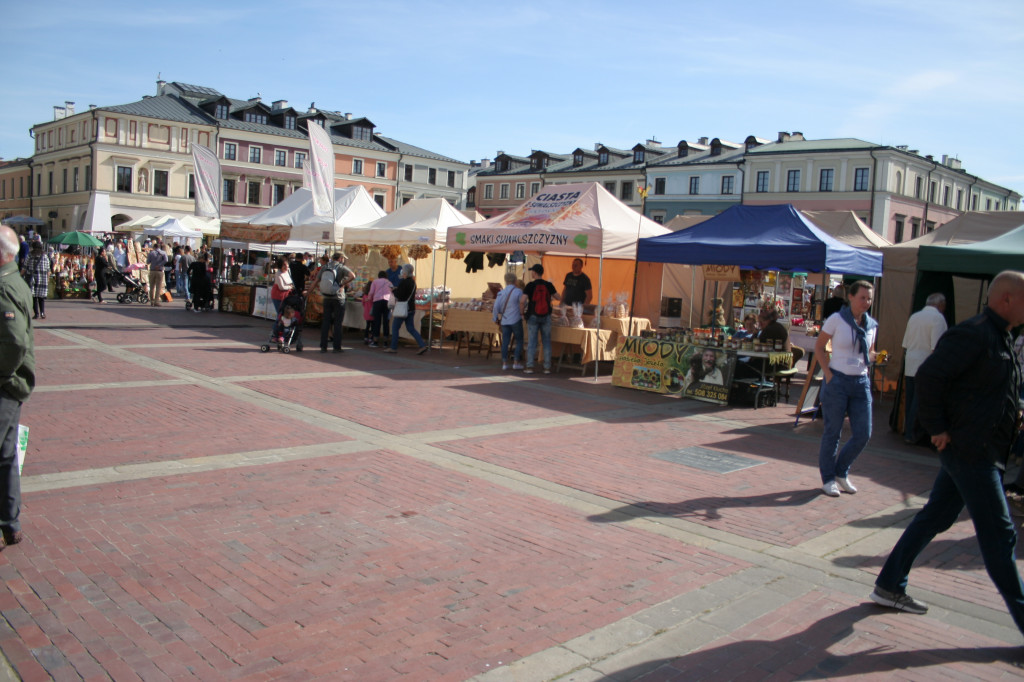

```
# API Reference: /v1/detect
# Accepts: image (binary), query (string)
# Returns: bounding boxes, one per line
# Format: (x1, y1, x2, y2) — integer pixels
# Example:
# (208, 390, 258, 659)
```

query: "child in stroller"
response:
(112, 269, 150, 304)
(261, 292, 305, 353)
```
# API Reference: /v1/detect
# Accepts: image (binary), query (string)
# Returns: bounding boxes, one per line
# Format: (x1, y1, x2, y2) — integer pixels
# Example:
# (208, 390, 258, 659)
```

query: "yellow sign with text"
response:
(702, 264, 741, 281)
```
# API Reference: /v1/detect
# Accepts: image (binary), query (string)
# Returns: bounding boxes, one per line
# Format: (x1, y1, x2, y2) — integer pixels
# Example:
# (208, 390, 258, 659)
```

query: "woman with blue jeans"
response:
(815, 280, 877, 497)
(492, 272, 524, 370)
(385, 264, 428, 355)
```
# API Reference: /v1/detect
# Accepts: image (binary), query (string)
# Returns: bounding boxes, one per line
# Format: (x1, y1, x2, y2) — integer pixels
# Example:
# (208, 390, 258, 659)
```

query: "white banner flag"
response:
(306, 121, 335, 219)
(302, 155, 313, 190)
(191, 144, 222, 218)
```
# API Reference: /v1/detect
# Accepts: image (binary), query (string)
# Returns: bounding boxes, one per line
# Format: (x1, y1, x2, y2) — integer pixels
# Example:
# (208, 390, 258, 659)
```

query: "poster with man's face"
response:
(613, 339, 735, 405)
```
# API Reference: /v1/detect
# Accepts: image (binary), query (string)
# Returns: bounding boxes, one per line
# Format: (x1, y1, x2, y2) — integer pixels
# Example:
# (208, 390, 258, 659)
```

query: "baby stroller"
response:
(112, 270, 149, 304)
(260, 292, 305, 353)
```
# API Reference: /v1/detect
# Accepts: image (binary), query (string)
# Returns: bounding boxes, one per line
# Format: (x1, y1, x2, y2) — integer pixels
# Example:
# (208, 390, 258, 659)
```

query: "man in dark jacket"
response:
(0, 225, 35, 549)
(871, 270, 1024, 636)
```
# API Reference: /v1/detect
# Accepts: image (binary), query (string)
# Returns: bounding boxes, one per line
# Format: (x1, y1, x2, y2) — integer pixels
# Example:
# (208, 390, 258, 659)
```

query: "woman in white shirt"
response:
(815, 280, 878, 497)
(272, 255, 294, 315)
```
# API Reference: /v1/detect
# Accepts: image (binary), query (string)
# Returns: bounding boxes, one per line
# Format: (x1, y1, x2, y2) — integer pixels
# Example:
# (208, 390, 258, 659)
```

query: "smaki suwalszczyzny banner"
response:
(612, 337, 736, 405)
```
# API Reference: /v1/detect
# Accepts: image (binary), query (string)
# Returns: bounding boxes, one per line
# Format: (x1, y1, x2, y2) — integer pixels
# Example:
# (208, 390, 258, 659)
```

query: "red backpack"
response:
(531, 283, 551, 315)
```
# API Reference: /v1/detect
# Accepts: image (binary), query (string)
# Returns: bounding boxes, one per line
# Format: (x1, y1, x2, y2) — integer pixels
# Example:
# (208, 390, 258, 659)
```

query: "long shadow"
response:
(595, 605, 1023, 680)
(833, 537, 987, 571)
(588, 488, 819, 523)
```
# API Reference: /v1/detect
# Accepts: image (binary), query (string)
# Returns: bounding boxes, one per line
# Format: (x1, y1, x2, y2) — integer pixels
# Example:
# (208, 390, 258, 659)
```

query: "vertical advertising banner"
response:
(612, 338, 736, 405)
(306, 122, 335, 219)
(191, 144, 222, 218)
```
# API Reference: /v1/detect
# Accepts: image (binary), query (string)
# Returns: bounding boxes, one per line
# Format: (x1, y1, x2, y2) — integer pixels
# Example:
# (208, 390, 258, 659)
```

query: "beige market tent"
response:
(802, 210, 891, 250)
(221, 186, 386, 244)
(876, 211, 1024, 369)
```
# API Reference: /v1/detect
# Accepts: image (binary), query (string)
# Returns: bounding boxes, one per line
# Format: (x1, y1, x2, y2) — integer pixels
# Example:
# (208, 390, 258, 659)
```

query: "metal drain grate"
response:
(652, 446, 764, 474)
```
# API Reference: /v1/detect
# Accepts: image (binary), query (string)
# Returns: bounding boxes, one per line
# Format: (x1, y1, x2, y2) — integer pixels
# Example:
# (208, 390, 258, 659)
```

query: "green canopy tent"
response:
(912, 223, 1024, 316)
(48, 231, 104, 248)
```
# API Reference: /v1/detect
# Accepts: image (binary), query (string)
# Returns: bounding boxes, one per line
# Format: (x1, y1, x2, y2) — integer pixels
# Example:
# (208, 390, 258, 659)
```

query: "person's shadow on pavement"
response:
(595, 604, 1024, 680)
(588, 488, 818, 522)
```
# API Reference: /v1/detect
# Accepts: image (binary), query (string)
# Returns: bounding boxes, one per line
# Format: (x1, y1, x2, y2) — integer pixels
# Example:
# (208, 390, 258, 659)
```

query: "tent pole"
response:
(628, 255, 639, 336)
(595, 253, 604, 382)
(428, 248, 437, 348)
(440, 252, 449, 350)
(689, 266, 695, 328)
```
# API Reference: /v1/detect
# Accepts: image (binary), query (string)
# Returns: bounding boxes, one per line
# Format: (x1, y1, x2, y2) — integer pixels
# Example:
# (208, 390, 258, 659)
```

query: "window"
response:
(116, 166, 132, 193)
(284, 115, 296, 130)
(971, 194, 978, 210)
(530, 182, 540, 196)
(352, 159, 363, 175)
(621, 183, 633, 201)
(247, 180, 260, 204)
(786, 169, 800, 192)
(483, 184, 493, 199)
(819, 168, 834, 192)
(224, 142, 236, 161)
(447, 170, 455, 187)
(756, 171, 769, 193)
(84, 166, 90, 191)
(48, 171, 53, 194)
(294, 152, 306, 169)
(633, 149, 644, 164)
(854, 168, 870, 192)
(499, 183, 509, 199)
(373, 194, 385, 209)
(986, 198, 992, 210)
(404, 164, 413, 181)
(223, 179, 236, 203)
(894, 217, 904, 243)
(573, 152, 583, 166)
(187, 174, 195, 199)
(926, 220, 935, 232)
(652, 214, 664, 224)
(35, 174, 40, 196)
(244, 112, 267, 124)
(654, 178, 666, 195)
(73, 167, 79, 192)
(249, 146, 261, 164)
(352, 126, 372, 141)
(515, 183, 525, 199)
(956, 189, 963, 210)
(895, 171, 903, 195)
(721, 176, 734, 195)
(153, 170, 168, 196)
(215, 104, 229, 119)
(605, 181, 616, 193)
(914, 176, 923, 199)
(689, 177, 699, 195)
(274, 150, 286, 167)
(273, 184, 285, 205)
(62, 168, 67, 193)
(428, 168, 437, 185)
(943, 186, 950, 206)
(377, 162, 387, 178)
(911, 217, 920, 239)
(599, 151, 608, 164)
(929, 181, 937, 202)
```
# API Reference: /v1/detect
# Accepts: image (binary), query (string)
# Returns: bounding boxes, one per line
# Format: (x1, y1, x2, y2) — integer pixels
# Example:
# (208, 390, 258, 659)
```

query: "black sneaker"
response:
(870, 586, 928, 614)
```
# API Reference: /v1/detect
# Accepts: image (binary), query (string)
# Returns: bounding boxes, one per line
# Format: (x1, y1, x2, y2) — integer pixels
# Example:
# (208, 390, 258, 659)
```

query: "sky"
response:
(2, 0, 1022, 197)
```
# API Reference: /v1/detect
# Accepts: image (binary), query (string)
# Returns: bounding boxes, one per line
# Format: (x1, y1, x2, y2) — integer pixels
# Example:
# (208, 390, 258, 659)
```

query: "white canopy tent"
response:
(345, 197, 472, 246)
(142, 218, 203, 241)
(223, 186, 386, 243)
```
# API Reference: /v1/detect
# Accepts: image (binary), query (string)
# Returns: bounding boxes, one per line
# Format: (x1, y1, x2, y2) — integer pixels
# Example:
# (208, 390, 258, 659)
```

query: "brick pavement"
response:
(1, 295, 1022, 681)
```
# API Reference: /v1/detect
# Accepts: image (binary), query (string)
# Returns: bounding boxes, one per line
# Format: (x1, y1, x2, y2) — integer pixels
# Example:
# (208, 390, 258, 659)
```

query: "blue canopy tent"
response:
(636, 204, 883, 275)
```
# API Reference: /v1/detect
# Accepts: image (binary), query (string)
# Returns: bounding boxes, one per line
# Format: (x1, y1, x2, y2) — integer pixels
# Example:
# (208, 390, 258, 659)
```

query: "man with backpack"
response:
(316, 252, 355, 353)
(520, 263, 560, 374)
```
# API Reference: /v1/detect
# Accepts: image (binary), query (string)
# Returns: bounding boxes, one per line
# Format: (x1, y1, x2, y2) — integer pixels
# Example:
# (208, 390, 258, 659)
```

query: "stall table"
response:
(442, 308, 499, 357)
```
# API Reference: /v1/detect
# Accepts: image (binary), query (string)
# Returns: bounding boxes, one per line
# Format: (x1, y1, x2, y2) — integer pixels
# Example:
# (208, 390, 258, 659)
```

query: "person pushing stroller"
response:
(261, 290, 305, 353)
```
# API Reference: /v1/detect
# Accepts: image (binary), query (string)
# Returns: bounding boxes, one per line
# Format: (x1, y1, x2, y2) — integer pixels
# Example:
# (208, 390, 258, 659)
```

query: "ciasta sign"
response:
(702, 264, 741, 281)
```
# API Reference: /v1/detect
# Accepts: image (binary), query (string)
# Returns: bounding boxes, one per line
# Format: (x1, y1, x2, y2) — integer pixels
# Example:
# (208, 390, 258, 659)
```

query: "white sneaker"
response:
(513, 364, 524, 370)
(822, 481, 841, 497)
(836, 477, 857, 494)
(502, 363, 510, 371)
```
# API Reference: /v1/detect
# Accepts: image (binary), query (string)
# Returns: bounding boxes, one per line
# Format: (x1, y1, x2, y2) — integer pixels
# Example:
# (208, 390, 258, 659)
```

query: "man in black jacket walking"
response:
(871, 271, 1024, 636)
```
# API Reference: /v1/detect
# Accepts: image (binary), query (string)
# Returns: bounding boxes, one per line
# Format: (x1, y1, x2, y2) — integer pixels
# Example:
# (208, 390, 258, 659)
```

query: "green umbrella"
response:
(48, 231, 105, 247)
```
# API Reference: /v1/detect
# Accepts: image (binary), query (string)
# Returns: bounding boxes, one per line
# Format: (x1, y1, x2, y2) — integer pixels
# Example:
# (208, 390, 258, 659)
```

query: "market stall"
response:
(627, 204, 882, 403)
(445, 182, 669, 376)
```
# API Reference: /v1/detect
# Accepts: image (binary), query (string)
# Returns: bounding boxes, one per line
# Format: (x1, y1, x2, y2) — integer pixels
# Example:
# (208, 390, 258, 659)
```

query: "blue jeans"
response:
(876, 448, 1024, 635)
(818, 371, 872, 483)
(903, 375, 920, 442)
(0, 395, 22, 535)
(320, 296, 344, 351)
(526, 314, 552, 370)
(501, 320, 524, 364)
(390, 313, 425, 350)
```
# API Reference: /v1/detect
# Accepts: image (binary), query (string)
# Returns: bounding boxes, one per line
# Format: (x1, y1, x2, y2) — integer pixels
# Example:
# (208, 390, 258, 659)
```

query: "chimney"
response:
(909, 149, 919, 155)
(53, 105, 66, 121)
(65, 101, 75, 116)
(925, 155, 934, 161)
(156, 76, 166, 95)
(249, 96, 262, 103)
(272, 100, 288, 111)
(344, 113, 353, 120)
(777, 131, 790, 143)
(698, 137, 709, 145)
(941, 154, 949, 165)
(594, 142, 602, 151)
(948, 157, 962, 170)
(791, 131, 804, 141)
(646, 138, 661, 147)
(496, 150, 505, 156)
(480, 158, 491, 169)
(89, 104, 97, 111)
(308, 102, 317, 113)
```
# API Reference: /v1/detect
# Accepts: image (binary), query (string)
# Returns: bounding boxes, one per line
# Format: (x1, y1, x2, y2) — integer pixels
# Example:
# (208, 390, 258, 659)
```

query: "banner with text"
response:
(612, 338, 736, 405)
(702, 264, 741, 281)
